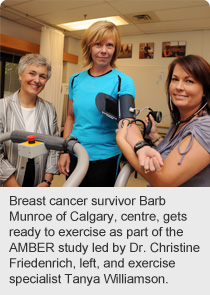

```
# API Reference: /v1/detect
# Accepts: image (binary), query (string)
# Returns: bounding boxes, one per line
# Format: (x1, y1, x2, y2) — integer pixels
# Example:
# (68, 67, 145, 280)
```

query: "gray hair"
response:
(18, 53, 51, 80)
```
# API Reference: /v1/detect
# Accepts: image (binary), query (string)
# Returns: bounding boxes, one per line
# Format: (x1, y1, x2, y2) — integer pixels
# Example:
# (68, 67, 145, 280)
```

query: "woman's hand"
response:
(144, 114, 159, 140)
(37, 181, 50, 187)
(37, 173, 53, 187)
(58, 153, 71, 176)
(116, 120, 163, 172)
(116, 120, 129, 140)
(136, 146, 163, 172)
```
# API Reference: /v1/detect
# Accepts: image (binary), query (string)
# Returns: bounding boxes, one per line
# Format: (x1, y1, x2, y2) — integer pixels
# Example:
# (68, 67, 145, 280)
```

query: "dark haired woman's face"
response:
(170, 64, 204, 114)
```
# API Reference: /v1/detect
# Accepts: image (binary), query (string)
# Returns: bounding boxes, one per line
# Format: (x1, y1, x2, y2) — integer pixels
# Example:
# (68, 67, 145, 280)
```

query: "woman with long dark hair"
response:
(116, 55, 210, 186)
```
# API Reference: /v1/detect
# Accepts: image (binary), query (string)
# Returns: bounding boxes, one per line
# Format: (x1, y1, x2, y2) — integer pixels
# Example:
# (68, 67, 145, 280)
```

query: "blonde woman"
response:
(58, 21, 162, 187)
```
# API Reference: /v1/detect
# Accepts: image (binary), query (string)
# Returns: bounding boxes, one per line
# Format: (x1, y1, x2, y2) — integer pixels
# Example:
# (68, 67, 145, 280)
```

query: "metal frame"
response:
(0, 130, 89, 187)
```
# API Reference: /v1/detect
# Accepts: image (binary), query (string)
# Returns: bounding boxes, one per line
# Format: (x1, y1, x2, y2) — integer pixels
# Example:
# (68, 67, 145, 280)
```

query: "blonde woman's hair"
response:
(81, 20, 121, 68)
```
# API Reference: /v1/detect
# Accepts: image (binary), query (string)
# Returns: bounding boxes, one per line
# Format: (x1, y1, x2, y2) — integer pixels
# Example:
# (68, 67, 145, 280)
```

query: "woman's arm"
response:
(116, 124, 210, 186)
(118, 119, 163, 171)
(144, 114, 163, 147)
(37, 173, 54, 187)
(58, 100, 75, 176)
(4, 174, 20, 187)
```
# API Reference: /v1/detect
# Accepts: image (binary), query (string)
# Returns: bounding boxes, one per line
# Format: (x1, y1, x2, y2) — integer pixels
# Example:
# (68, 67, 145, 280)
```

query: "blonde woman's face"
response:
(90, 35, 115, 68)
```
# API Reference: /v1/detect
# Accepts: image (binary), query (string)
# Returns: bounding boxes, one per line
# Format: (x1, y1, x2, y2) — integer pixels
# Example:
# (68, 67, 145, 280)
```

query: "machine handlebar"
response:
(0, 130, 89, 187)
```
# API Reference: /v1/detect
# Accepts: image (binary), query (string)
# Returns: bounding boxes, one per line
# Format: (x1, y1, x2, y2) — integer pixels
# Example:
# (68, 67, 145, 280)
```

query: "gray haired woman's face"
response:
(19, 64, 48, 96)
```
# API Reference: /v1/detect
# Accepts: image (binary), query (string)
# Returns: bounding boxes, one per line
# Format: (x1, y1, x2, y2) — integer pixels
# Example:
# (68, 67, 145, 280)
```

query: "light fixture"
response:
(57, 16, 128, 31)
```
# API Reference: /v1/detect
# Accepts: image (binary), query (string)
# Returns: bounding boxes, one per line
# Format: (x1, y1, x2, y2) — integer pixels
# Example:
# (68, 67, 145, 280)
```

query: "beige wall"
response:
(63, 36, 82, 83)
(0, 17, 41, 44)
(116, 30, 210, 126)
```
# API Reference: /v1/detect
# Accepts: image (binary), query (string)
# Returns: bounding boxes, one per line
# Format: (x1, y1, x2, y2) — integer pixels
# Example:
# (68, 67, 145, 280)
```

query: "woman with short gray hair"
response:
(0, 53, 59, 187)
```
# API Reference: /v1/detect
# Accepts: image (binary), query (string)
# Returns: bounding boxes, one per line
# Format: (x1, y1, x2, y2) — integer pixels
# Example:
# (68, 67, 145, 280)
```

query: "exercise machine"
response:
(0, 130, 89, 187)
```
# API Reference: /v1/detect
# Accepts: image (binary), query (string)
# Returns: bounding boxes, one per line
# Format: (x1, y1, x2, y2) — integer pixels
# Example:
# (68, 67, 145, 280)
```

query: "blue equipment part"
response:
(118, 94, 135, 121)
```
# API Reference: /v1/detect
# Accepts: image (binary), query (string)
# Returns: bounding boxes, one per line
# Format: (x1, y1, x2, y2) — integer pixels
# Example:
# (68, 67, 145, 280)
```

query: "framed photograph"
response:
(139, 43, 154, 59)
(118, 43, 132, 58)
(162, 41, 186, 58)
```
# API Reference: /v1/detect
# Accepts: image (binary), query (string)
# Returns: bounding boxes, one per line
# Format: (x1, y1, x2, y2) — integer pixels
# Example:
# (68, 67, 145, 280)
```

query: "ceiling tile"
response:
(1, 1, 104, 17)
(1, 0, 210, 38)
(138, 18, 210, 33)
(1, 1, 32, 7)
(109, 0, 207, 14)
(118, 24, 144, 36)
(39, 3, 120, 24)
(156, 5, 210, 21)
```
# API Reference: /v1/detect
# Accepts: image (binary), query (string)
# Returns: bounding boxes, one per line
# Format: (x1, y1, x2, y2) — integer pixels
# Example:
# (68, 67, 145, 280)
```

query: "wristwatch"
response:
(43, 179, 51, 186)
(134, 140, 149, 153)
